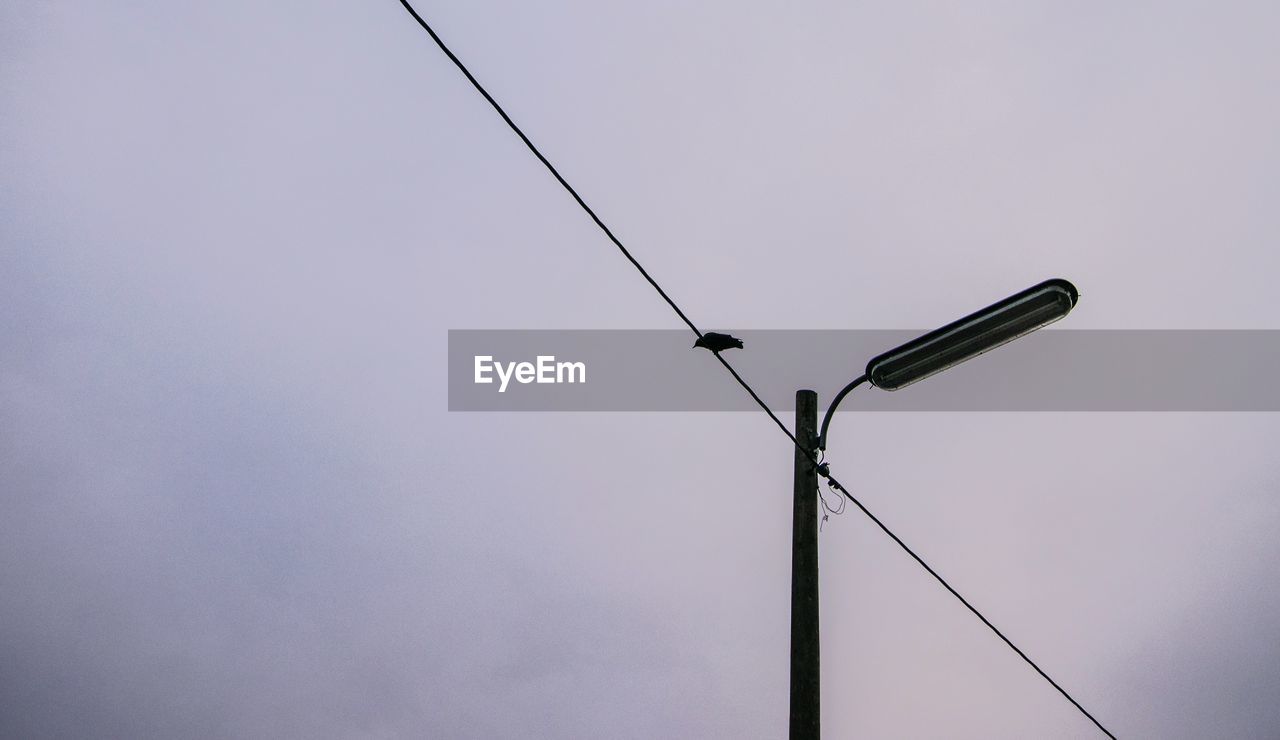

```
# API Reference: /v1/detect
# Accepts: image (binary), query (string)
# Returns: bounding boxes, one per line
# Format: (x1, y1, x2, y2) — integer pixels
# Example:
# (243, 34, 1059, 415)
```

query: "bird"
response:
(693, 332, 744, 352)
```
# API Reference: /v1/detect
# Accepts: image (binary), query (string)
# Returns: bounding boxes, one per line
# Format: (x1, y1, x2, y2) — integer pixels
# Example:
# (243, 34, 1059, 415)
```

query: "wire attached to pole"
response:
(823, 475, 1117, 739)
(395, 6, 1116, 736)
(394, 0, 810, 459)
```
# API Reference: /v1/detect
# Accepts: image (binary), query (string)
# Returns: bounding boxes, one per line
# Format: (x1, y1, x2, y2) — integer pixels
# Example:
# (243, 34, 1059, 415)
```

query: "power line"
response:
(394, 0, 804, 455)
(825, 475, 1117, 739)
(394, 4, 1114, 737)
(395, 1, 699, 336)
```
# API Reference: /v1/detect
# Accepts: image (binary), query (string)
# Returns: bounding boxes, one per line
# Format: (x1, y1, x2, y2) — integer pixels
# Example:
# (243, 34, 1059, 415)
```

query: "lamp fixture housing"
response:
(865, 278, 1078, 391)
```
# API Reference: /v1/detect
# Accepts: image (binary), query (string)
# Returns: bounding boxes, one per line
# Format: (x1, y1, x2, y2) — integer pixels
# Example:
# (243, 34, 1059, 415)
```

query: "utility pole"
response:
(791, 389, 820, 739)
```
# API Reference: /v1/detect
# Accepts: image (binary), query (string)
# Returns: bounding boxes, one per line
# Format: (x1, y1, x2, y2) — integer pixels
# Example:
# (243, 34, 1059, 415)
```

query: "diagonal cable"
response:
(394, 5, 1115, 736)
(825, 474, 1117, 739)
(394, 0, 805, 454)
(395, 0, 701, 337)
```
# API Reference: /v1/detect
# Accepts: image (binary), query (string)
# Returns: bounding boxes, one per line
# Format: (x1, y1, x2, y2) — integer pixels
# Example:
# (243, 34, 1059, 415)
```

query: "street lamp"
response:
(790, 278, 1079, 739)
(817, 278, 1078, 452)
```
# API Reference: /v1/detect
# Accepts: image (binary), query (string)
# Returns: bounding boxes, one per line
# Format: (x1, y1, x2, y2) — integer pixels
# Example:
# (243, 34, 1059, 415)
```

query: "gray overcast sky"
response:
(3, 1, 1278, 738)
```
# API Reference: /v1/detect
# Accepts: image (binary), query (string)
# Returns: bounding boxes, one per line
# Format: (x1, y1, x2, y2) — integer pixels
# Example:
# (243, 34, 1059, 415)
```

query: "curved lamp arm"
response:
(817, 374, 867, 452)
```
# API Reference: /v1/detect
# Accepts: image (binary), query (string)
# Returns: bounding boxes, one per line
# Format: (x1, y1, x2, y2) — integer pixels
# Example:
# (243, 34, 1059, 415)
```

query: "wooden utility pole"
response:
(790, 389, 820, 739)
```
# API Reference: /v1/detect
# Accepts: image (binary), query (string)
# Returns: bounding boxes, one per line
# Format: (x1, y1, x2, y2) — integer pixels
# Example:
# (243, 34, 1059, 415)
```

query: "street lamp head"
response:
(865, 278, 1079, 391)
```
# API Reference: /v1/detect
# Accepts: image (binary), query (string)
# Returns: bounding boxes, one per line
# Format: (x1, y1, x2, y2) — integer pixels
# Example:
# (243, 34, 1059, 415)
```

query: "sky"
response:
(3, 1, 1279, 738)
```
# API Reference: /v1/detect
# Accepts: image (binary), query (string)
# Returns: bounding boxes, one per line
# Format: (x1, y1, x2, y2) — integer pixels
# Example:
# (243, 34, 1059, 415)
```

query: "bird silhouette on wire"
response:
(693, 332, 744, 353)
